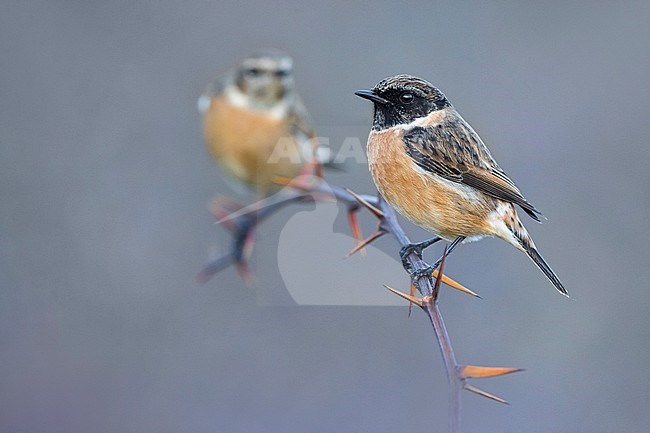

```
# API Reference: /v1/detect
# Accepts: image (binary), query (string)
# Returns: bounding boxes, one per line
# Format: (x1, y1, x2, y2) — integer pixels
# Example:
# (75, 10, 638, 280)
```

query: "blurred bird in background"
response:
(356, 74, 567, 296)
(196, 50, 333, 282)
(198, 49, 328, 197)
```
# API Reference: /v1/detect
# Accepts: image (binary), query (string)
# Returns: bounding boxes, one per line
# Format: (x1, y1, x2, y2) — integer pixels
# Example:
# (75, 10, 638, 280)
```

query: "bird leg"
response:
(408, 236, 465, 282)
(232, 214, 256, 263)
(399, 237, 442, 271)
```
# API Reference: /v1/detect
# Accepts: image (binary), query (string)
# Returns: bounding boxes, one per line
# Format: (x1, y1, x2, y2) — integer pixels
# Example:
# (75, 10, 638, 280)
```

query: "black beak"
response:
(354, 89, 389, 105)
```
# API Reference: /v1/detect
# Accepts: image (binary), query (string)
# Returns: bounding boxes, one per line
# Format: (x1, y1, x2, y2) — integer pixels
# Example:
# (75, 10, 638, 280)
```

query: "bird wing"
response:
(288, 94, 315, 138)
(288, 94, 331, 164)
(402, 117, 543, 221)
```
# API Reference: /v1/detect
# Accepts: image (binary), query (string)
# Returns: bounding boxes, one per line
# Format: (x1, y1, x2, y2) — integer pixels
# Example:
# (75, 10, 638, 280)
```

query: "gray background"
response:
(2, 1, 649, 432)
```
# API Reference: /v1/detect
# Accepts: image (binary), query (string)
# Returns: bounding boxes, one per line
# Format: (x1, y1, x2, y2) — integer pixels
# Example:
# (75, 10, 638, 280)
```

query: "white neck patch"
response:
(223, 86, 290, 119)
(388, 108, 450, 131)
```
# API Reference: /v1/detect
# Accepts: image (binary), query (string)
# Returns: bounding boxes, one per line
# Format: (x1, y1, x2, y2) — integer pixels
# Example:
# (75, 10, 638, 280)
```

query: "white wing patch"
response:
(197, 94, 211, 113)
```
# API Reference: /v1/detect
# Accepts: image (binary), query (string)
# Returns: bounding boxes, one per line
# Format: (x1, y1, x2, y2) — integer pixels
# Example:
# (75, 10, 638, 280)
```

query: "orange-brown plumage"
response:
(203, 95, 304, 195)
(368, 124, 495, 241)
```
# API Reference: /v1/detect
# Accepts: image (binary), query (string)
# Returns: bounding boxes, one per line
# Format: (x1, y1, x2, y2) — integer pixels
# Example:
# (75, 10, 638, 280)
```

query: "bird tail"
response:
(313, 146, 348, 172)
(522, 241, 568, 296)
(505, 208, 568, 296)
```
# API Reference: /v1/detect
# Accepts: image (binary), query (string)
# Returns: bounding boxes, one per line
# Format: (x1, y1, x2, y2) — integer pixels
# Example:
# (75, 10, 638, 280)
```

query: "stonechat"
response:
(355, 74, 567, 296)
(199, 50, 326, 196)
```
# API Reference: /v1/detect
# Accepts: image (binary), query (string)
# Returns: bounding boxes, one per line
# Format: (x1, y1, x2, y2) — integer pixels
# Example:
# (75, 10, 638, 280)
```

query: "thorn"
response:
(464, 384, 510, 405)
(213, 195, 278, 226)
(347, 209, 366, 256)
(345, 229, 386, 258)
(272, 176, 293, 187)
(208, 198, 241, 232)
(272, 175, 311, 192)
(384, 285, 424, 307)
(215, 208, 252, 226)
(345, 188, 384, 219)
(274, 176, 337, 206)
(408, 283, 417, 317)
(432, 270, 481, 298)
(460, 365, 524, 379)
(274, 174, 322, 192)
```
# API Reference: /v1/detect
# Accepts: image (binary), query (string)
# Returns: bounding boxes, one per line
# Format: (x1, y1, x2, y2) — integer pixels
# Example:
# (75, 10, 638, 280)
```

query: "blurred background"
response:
(2, 1, 649, 432)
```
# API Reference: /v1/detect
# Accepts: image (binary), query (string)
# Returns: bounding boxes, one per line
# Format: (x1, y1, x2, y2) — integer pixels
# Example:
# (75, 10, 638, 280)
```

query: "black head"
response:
(355, 74, 451, 131)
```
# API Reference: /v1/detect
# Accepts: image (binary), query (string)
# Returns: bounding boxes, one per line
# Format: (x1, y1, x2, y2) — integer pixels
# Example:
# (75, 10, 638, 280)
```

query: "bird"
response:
(355, 74, 567, 296)
(198, 50, 327, 196)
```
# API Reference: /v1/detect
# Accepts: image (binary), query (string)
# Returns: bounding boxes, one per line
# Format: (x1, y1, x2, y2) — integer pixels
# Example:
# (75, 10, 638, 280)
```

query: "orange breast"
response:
(203, 96, 305, 194)
(367, 128, 495, 240)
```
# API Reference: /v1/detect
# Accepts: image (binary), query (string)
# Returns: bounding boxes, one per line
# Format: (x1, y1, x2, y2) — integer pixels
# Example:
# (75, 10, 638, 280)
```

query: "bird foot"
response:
(408, 264, 438, 282)
(399, 237, 442, 271)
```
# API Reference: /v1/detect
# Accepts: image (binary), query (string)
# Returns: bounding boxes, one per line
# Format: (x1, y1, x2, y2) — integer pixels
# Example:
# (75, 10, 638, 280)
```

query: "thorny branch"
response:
(198, 176, 522, 433)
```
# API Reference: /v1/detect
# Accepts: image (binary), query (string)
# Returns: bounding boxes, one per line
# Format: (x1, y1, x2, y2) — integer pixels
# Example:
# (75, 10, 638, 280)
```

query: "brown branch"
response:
(373, 196, 464, 432)
(196, 190, 314, 283)
(198, 178, 522, 433)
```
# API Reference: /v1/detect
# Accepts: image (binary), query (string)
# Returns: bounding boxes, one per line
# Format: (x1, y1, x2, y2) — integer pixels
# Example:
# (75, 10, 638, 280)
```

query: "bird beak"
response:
(354, 89, 389, 105)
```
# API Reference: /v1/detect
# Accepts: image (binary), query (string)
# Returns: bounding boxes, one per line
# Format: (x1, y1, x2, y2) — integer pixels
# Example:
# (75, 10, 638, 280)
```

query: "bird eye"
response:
(274, 68, 291, 78)
(245, 67, 261, 77)
(399, 92, 414, 104)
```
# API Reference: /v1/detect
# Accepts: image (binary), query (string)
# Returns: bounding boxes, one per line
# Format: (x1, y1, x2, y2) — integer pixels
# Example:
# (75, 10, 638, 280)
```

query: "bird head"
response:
(355, 74, 451, 130)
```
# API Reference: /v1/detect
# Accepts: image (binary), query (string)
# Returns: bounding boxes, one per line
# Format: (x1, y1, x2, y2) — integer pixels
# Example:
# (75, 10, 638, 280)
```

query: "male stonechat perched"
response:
(355, 74, 567, 296)
(199, 50, 326, 196)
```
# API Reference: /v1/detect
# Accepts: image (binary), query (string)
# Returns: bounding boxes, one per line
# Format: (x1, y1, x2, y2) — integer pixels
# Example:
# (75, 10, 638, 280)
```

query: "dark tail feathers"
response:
(521, 242, 568, 296)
